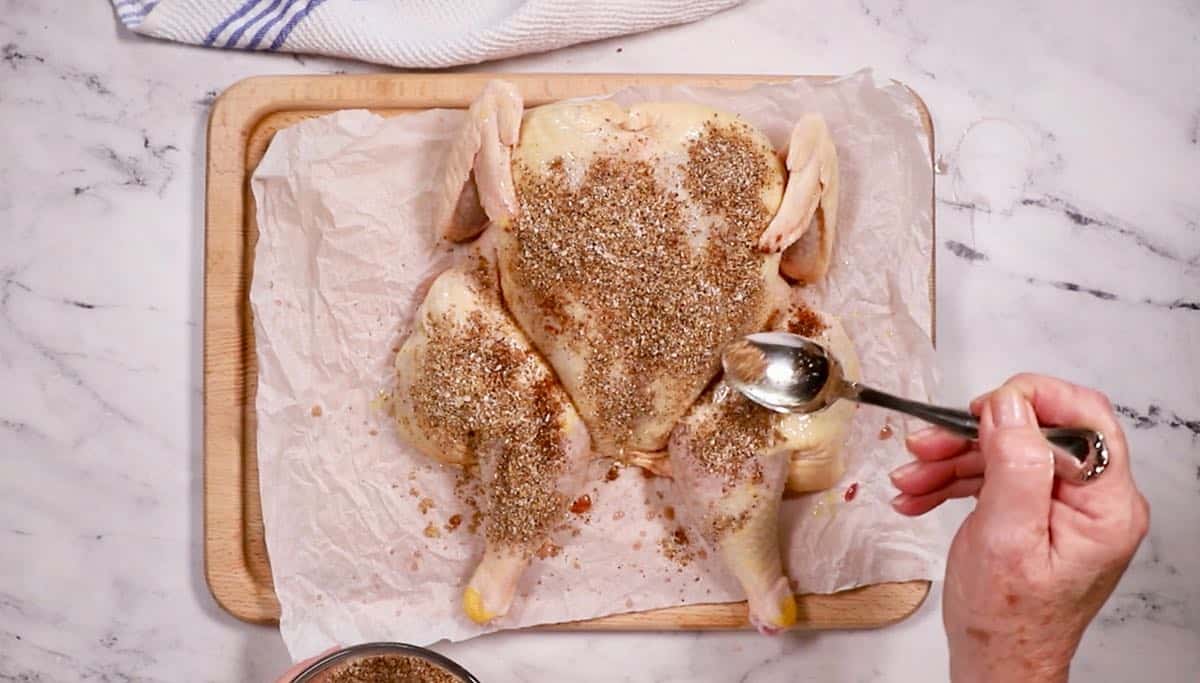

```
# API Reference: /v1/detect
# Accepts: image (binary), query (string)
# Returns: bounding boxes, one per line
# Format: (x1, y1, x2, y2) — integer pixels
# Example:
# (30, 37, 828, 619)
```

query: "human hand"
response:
(889, 374, 1149, 682)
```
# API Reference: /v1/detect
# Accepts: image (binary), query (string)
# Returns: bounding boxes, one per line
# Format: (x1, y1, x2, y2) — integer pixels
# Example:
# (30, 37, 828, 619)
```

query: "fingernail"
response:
(968, 396, 985, 416)
(890, 461, 920, 482)
(890, 493, 909, 510)
(907, 426, 938, 442)
(991, 386, 1031, 428)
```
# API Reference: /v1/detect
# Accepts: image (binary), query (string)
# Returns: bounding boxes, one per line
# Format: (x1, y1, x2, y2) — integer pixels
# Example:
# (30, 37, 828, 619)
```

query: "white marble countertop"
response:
(2, 1, 1197, 681)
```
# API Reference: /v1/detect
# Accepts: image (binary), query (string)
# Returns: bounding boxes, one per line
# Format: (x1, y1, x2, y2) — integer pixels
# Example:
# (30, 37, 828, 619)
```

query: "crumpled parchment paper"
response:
(249, 70, 943, 659)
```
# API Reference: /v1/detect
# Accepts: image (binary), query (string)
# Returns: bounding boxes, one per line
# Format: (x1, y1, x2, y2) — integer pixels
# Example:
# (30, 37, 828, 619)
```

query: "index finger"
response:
(1000, 374, 1127, 473)
(971, 375, 1120, 435)
(979, 374, 1135, 515)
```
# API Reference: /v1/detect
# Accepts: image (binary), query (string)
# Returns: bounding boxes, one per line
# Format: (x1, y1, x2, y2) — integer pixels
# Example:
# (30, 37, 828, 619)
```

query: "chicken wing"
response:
(758, 114, 840, 284)
(431, 80, 524, 242)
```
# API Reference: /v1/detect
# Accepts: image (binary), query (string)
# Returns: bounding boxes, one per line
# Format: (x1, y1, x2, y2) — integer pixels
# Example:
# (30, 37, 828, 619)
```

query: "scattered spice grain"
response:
(786, 303, 827, 338)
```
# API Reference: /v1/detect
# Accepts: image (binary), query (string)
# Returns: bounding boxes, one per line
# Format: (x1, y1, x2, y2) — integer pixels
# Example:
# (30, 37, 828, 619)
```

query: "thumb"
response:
(974, 385, 1054, 537)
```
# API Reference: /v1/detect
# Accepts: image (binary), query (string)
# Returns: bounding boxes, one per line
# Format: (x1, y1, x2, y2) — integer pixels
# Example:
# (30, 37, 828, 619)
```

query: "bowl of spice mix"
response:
(291, 642, 479, 683)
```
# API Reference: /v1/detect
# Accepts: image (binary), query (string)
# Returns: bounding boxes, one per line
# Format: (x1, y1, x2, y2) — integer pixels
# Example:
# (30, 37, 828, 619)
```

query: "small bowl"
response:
(292, 642, 479, 683)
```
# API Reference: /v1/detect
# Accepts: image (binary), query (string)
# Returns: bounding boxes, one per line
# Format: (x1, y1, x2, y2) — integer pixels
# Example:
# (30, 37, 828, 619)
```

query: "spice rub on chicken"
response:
(499, 100, 791, 457)
(396, 80, 852, 630)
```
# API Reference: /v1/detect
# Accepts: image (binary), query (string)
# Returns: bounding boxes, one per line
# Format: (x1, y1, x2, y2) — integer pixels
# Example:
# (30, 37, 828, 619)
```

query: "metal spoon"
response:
(721, 332, 1109, 484)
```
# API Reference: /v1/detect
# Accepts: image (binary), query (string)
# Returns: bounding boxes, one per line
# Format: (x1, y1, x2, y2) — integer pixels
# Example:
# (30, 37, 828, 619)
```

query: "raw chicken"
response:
(393, 251, 592, 624)
(399, 81, 846, 631)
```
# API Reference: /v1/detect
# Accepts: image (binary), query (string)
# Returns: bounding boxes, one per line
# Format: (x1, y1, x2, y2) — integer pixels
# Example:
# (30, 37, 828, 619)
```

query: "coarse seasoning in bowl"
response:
(292, 642, 479, 683)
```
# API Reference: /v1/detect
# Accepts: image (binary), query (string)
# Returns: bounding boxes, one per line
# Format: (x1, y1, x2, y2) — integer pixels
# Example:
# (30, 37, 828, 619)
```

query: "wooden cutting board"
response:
(204, 73, 935, 628)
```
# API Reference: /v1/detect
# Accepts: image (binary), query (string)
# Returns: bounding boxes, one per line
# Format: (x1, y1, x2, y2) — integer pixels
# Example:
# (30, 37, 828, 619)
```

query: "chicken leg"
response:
(667, 385, 797, 634)
(393, 252, 591, 624)
(666, 302, 859, 633)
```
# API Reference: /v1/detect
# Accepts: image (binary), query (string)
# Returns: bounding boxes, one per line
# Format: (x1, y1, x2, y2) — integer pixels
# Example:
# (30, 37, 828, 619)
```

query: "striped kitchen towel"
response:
(110, 0, 742, 68)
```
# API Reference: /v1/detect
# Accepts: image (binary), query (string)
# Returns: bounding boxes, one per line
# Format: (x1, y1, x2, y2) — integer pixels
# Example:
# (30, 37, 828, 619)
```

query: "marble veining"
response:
(1, 0, 1197, 680)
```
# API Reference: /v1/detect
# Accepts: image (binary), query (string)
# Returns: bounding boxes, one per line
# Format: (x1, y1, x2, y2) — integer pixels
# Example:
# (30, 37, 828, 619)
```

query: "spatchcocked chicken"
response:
(393, 81, 856, 632)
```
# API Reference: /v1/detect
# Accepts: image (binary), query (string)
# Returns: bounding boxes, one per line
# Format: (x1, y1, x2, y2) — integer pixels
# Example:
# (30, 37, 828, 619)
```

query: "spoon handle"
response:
(850, 385, 1109, 484)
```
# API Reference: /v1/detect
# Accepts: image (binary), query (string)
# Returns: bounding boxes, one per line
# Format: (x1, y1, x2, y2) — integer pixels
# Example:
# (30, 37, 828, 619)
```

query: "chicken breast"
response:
(495, 100, 792, 457)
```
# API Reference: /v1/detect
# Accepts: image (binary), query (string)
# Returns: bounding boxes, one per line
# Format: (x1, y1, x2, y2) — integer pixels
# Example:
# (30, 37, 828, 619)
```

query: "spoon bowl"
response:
(722, 332, 846, 414)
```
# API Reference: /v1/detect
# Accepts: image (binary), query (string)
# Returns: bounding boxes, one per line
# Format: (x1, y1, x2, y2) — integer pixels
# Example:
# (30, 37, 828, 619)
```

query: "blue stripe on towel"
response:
(114, 1, 148, 15)
(269, 0, 327, 51)
(113, 0, 158, 28)
(224, 0, 287, 48)
(246, 0, 301, 50)
(202, 0, 266, 47)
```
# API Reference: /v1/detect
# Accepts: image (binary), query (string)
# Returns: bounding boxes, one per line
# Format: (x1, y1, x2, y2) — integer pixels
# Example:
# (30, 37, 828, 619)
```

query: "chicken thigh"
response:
(774, 305, 861, 493)
(393, 251, 592, 624)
